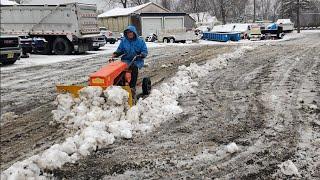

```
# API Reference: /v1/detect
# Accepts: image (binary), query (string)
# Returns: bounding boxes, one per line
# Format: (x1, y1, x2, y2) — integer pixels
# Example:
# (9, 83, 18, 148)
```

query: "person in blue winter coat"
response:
(111, 25, 148, 90)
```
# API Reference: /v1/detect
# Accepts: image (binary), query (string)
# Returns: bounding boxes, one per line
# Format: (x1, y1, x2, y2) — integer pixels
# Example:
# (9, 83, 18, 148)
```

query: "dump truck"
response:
(0, 3, 100, 55)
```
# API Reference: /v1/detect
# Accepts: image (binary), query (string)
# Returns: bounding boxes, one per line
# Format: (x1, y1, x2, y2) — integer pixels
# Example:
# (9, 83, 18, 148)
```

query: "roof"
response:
(140, 12, 186, 17)
(98, 2, 169, 18)
(0, 0, 18, 5)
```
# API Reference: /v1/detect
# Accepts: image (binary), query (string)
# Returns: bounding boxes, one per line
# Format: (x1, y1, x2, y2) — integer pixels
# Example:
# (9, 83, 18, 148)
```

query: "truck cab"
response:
(0, 35, 21, 65)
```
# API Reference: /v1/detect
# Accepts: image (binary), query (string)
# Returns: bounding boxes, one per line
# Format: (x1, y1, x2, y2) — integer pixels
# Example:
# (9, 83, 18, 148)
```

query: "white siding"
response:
(164, 17, 184, 30)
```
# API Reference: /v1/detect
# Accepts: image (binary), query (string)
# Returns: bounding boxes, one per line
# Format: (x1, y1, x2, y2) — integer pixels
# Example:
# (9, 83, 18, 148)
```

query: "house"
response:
(189, 12, 220, 28)
(98, 2, 195, 37)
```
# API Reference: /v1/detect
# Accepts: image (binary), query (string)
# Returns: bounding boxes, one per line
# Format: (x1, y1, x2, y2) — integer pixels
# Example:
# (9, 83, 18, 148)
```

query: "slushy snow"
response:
(1, 46, 253, 179)
(278, 160, 300, 176)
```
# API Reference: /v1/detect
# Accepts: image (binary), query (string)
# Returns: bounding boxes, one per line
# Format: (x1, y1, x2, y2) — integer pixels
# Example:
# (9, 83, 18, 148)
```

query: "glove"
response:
(136, 54, 145, 58)
(108, 58, 115, 63)
(109, 53, 117, 63)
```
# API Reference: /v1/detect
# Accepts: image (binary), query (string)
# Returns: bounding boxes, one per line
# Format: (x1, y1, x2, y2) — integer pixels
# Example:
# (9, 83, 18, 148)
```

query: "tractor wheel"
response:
(53, 37, 72, 55)
(142, 77, 151, 95)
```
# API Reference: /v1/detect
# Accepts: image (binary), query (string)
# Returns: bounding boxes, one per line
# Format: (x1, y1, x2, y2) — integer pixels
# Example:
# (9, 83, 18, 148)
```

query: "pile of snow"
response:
(1, 46, 254, 179)
(225, 142, 239, 154)
(278, 160, 300, 176)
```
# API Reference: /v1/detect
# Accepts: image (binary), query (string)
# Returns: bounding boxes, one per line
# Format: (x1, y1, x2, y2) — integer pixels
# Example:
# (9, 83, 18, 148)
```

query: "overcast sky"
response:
(21, 0, 160, 12)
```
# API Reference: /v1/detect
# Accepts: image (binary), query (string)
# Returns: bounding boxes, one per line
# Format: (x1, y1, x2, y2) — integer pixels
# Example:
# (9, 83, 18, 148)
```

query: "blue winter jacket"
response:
(114, 25, 148, 69)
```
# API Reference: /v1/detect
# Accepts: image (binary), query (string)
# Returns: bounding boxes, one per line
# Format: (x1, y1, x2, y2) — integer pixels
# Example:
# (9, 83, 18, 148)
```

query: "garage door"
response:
(141, 17, 162, 38)
(164, 17, 184, 30)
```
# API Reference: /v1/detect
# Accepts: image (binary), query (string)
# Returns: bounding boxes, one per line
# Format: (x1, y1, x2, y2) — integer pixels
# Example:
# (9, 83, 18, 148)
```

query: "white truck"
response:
(0, 3, 100, 55)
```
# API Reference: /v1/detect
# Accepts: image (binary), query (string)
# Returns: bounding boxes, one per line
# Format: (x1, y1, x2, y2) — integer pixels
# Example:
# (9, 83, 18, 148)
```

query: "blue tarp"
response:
(267, 23, 278, 30)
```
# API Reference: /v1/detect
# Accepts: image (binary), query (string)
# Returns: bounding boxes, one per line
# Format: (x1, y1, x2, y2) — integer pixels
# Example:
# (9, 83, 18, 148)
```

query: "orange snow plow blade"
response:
(56, 61, 134, 106)
(56, 85, 85, 98)
(56, 85, 133, 107)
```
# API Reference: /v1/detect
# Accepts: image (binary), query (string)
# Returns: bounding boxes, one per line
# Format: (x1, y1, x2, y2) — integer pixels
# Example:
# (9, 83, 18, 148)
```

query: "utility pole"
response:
(253, 0, 256, 23)
(297, 0, 301, 33)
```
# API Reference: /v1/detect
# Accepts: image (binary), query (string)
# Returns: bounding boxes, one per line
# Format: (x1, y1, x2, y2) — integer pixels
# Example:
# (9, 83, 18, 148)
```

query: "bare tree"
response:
(131, 0, 150, 5)
(120, 0, 128, 8)
(161, 0, 171, 10)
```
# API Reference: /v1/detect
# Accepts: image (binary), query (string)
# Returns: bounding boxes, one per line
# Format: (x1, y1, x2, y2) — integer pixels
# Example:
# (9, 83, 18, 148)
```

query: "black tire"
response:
(163, 38, 168, 43)
(110, 41, 116, 44)
(142, 77, 151, 95)
(169, 38, 175, 43)
(1, 60, 17, 65)
(53, 37, 72, 55)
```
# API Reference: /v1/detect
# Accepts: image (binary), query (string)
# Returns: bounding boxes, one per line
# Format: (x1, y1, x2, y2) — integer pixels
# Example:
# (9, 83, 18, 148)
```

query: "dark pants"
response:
(129, 65, 138, 89)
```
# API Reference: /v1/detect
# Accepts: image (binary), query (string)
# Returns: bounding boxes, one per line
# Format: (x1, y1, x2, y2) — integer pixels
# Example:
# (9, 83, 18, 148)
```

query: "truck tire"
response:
(163, 38, 168, 43)
(169, 38, 175, 43)
(53, 37, 72, 55)
(1, 59, 17, 65)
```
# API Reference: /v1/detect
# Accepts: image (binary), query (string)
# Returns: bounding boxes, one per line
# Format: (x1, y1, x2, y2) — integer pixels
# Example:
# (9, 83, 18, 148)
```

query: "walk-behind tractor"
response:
(56, 56, 151, 106)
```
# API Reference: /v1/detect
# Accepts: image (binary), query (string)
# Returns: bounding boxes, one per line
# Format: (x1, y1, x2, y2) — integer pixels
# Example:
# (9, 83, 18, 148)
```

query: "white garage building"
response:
(98, 2, 195, 38)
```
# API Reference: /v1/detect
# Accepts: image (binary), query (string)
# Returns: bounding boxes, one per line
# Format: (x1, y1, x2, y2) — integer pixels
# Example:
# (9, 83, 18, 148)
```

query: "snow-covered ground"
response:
(2, 30, 318, 71)
(1, 44, 252, 179)
(199, 30, 320, 45)
(1, 29, 319, 179)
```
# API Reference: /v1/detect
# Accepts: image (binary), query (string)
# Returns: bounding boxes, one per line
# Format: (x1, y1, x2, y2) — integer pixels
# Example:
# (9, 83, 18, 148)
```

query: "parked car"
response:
(145, 33, 158, 42)
(248, 26, 262, 41)
(32, 37, 48, 54)
(195, 26, 211, 35)
(0, 35, 21, 65)
(99, 27, 117, 44)
(19, 36, 32, 58)
(91, 36, 106, 51)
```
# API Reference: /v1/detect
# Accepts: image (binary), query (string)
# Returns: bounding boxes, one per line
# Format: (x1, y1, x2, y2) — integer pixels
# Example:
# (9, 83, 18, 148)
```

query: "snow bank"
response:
(1, 46, 254, 179)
